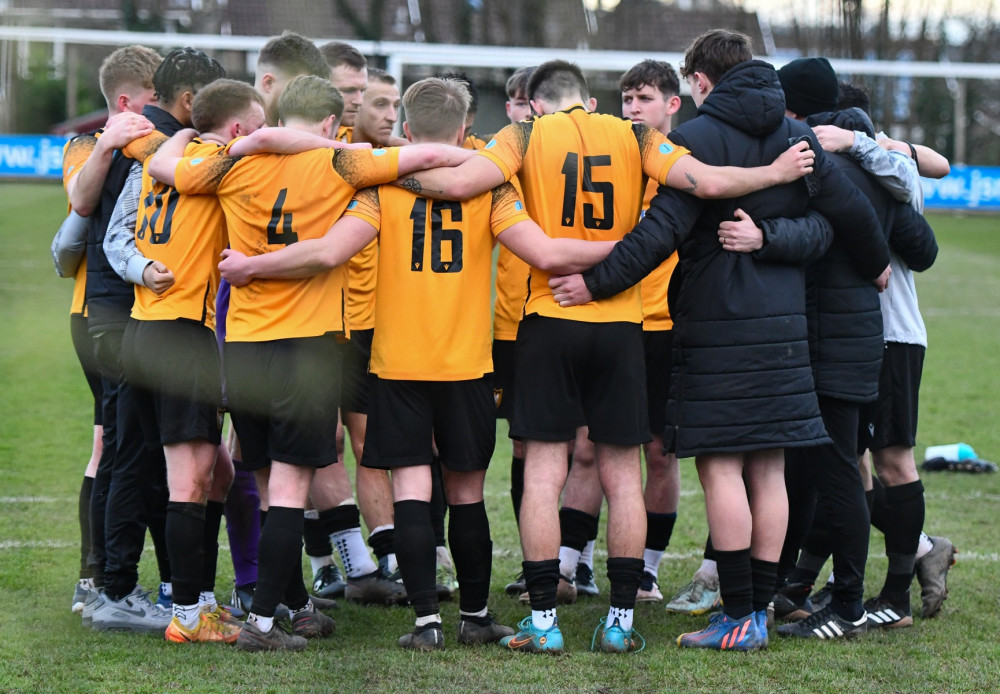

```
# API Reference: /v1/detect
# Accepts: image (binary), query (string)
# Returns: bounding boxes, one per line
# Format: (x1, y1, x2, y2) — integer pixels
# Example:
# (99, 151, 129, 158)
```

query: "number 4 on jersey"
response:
(267, 188, 298, 245)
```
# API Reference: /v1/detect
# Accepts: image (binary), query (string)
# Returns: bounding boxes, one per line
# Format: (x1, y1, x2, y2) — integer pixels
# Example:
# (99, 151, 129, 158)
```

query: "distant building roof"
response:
(593, 1, 767, 55)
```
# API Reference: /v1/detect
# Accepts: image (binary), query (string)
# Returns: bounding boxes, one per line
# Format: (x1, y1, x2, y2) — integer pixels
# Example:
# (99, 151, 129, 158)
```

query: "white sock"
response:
(460, 607, 489, 619)
(531, 607, 557, 630)
(558, 546, 582, 579)
(436, 545, 453, 570)
(643, 548, 664, 576)
(607, 605, 633, 632)
(332, 527, 378, 578)
(826, 572, 835, 586)
(695, 559, 718, 582)
(174, 602, 201, 630)
(198, 591, 218, 612)
(580, 540, 596, 569)
(385, 553, 399, 575)
(415, 613, 441, 628)
(248, 612, 273, 633)
(310, 554, 335, 576)
(160, 581, 172, 598)
(916, 532, 934, 560)
(290, 599, 314, 616)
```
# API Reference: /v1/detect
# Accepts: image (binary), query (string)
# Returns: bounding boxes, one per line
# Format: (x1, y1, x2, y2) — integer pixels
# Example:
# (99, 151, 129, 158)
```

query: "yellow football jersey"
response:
(61, 135, 97, 316)
(346, 239, 377, 331)
(478, 105, 688, 324)
(463, 133, 490, 151)
(131, 137, 227, 328)
(639, 177, 678, 331)
(491, 174, 529, 341)
(347, 182, 530, 380)
(174, 144, 401, 342)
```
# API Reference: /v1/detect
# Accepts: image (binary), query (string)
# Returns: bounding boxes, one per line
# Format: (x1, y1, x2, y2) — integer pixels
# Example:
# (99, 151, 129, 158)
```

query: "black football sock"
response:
(715, 548, 753, 620)
(448, 501, 492, 615)
(394, 500, 439, 618)
(165, 501, 206, 607)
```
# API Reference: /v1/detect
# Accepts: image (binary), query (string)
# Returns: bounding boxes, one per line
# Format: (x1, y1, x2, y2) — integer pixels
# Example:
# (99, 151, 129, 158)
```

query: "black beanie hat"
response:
(777, 57, 839, 117)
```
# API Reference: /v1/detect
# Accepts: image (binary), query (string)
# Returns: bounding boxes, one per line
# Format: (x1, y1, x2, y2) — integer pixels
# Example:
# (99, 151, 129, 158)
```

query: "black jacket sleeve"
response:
(582, 185, 701, 300)
(754, 209, 834, 264)
(888, 205, 938, 272)
(809, 148, 890, 280)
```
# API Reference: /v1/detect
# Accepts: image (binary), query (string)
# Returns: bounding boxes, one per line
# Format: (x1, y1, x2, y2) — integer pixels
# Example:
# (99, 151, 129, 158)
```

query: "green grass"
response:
(1, 182, 998, 693)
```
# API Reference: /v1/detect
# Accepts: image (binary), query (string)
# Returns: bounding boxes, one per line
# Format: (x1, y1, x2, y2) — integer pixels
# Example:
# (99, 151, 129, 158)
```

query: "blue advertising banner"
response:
(0, 134, 71, 179)
(922, 166, 1000, 211)
(1, 134, 998, 212)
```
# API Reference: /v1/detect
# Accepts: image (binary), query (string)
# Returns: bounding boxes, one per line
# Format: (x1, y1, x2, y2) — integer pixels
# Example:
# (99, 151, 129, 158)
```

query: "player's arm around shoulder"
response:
(148, 129, 200, 188)
(394, 124, 521, 200)
(663, 138, 815, 199)
(67, 112, 154, 215)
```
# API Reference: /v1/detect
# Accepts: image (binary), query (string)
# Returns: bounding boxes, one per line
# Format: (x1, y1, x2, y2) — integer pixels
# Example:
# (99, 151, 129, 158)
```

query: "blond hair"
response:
(278, 74, 344, 124)
(98, 45, 161, 108)
(402, 77, 470, 141)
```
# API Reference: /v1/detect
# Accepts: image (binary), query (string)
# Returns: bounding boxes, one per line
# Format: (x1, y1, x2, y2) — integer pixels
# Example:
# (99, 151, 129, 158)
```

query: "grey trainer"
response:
(72, 578, 93, 614)
(90, 585, 172, 633)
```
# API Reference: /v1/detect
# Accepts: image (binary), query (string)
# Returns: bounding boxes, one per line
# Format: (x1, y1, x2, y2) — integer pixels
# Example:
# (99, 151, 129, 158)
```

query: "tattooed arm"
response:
(664, 140, 815, 199)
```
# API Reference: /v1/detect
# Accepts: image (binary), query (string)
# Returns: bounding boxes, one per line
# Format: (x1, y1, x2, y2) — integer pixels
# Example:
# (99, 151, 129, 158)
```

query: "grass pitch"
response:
(1, 182, 998, 693)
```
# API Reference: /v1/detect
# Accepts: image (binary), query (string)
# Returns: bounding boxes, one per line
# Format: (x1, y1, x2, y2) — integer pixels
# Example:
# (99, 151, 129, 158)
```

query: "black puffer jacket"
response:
(803, 108, 938, 401)
(85, 105, 184, 334)
(582, 60, 889, 457)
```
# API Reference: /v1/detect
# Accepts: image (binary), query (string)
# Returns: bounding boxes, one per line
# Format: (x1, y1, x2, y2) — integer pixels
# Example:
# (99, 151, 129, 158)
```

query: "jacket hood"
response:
(142, 104, 185, 137)
(698, 60, 787, 137)
(806, 107, 876, 139)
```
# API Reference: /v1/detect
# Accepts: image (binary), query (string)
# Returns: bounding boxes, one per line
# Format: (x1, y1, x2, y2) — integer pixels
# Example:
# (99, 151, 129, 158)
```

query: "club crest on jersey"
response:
(515, 201, 524, 211)
(372, 148, 387, 156)
(493, 388, 503, 408)
(658, 143, 673, 155)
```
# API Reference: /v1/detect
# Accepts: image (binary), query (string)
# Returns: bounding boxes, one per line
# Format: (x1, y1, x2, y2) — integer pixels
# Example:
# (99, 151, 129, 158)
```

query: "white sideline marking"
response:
(0, 540, 76, 549)
(0, 496, 68, 503)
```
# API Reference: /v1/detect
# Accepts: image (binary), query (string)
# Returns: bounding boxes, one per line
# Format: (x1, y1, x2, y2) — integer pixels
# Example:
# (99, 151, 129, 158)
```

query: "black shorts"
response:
(644, 329, 673, 435)
(510, 315, 650, 445)
(225, 335, 341, 470)
(492, 338, 516, 419)
(341, 328, 374, 415)
(859, 342, 925, 452)
(121, 319, 223, 446)
(71, 313, 103, 426)
(361, 376, 496, 472)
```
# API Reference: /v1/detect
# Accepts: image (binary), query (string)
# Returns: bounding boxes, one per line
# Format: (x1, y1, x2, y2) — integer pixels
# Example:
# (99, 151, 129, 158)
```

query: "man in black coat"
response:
(549, 30, 890, 650)
(773, 59, 940, 638)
